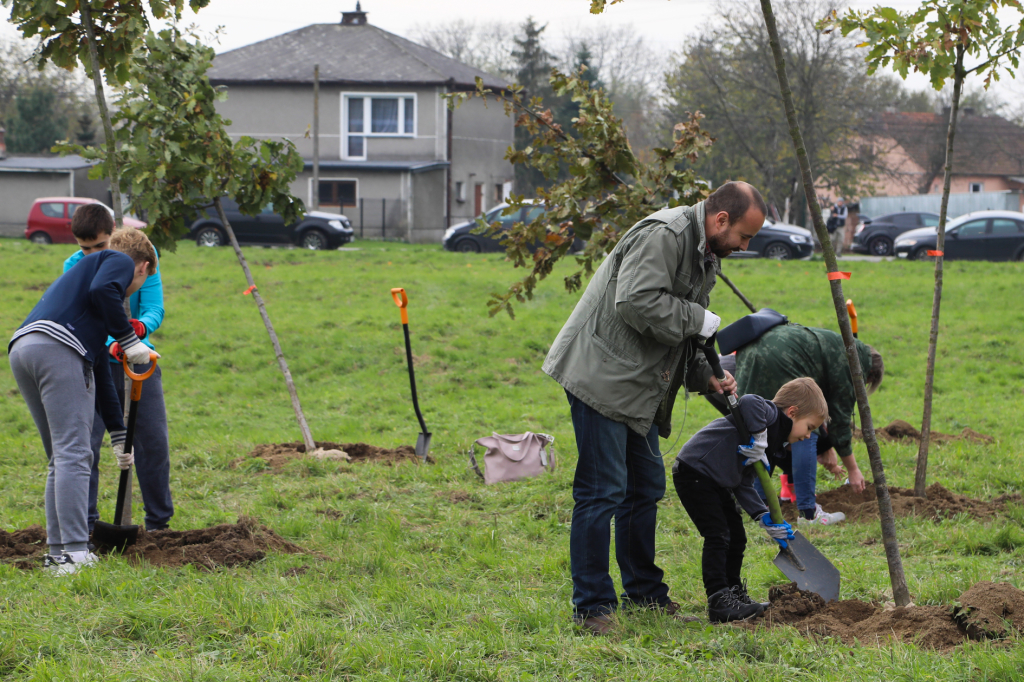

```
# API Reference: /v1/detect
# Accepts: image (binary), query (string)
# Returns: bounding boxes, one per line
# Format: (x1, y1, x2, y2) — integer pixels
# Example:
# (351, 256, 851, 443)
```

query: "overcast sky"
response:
(2, 0, 1020, 98)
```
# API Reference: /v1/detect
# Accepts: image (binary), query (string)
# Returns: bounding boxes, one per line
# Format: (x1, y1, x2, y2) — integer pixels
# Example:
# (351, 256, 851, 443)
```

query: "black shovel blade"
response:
(415, 432, 432, 462)
(91, 520, 139, 554)
(773, 531, 841, 602)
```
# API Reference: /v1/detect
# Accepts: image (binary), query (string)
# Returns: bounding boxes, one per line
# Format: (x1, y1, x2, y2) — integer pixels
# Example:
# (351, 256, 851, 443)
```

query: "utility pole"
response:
(312, 63, 320, 211)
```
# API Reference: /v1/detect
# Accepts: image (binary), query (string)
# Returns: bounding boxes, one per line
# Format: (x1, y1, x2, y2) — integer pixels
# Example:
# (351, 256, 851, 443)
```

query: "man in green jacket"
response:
(543, 181, 767, 633)
(733, 323, 884, 524)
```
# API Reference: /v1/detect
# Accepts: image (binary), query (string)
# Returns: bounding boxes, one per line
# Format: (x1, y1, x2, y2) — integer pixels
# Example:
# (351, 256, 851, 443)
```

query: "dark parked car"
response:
(442, 202, 584, 253)
(189, 199, 354, 250)
(730, 218, 814, 260)
(893, 210, 1024, 261)
(851, 211, 939, 256)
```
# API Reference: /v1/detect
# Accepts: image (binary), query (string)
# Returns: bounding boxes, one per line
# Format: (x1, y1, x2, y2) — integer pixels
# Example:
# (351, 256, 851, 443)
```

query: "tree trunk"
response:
(915, 47, 965, 499)
(759, 0, 911, 607)
(213, 197, 316, 452)
(79, 3, 123, 228)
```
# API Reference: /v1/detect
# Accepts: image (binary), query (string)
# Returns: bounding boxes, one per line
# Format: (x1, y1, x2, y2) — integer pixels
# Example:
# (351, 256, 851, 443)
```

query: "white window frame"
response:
(341, 93, 417, 160)
(309, 177, 359, 209)
(969, 182, 984, 193)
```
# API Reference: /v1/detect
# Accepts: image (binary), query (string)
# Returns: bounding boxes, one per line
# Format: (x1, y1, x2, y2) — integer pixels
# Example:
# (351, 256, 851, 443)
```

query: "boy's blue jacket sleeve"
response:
(65, 248, 163, 352)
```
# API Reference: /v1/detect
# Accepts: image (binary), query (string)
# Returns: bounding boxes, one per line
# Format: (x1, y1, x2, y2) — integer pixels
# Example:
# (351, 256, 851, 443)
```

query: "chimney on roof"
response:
(0, 127, 6, 160)
(341, 2, 367, 25)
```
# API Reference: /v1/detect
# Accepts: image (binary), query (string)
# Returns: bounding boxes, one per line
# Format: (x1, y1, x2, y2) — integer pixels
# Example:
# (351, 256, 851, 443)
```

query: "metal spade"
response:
(391, 288, 431, 461)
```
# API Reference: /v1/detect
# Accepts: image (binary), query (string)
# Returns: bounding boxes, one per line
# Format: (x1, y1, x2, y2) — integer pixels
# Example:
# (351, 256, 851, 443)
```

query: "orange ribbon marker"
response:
(927, 250, 944, 257)
(243, 284, 257, 295)
(827, 271, 851, 281)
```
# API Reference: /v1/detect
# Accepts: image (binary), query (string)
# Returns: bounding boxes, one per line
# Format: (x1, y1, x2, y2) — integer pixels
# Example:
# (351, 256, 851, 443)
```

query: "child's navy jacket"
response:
(9, 250, 143, 444)
(673, 394, 792, 518)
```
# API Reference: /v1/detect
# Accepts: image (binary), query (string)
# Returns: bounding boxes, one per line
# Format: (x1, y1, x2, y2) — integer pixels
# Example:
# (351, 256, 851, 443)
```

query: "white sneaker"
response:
(54, 551, 99, 576)
(797, 504, 846, 526)
(42, 554, 65, 575)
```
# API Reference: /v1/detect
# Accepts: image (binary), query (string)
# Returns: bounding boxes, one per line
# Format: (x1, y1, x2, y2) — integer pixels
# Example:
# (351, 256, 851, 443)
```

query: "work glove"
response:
(698, 310, 722, 340)
(758, 513, 795, 549)
(112, 443, 134, 470)
(124, 341, 159, 366)
(737, 429, 769, 470)
(129, 319, 147, 340)
(108, 342, 123, 361)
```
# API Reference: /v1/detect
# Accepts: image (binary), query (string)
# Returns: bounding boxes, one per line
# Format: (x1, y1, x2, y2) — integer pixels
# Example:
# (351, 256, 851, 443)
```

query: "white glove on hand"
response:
(737, 429, 769, 469)
(124, 342, 159, 366)
(113, 443, 134, 470)
(699, 310, 722, 340)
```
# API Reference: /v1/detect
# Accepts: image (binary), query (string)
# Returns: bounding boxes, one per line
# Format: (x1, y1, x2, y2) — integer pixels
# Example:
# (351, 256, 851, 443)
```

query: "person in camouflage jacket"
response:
(733, 323, 884, 523)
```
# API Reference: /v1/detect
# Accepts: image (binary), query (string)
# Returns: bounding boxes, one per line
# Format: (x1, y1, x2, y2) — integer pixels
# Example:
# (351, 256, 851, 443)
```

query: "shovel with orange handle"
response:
(92, 351, 159, 551)
(391, 288, 431, 461)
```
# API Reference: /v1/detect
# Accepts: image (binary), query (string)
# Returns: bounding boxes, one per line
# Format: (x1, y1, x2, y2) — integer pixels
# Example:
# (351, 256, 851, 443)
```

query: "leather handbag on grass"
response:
(469, 432, 555, 484)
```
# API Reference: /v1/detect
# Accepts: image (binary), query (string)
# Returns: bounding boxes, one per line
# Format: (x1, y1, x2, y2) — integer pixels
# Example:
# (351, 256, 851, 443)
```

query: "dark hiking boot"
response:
(577, 613, 615, 635)
(707, 587, 763, 623)
(731, 583, 770, 612)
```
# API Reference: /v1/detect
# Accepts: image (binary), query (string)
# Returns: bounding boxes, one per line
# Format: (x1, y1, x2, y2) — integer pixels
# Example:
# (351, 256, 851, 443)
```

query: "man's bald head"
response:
(704, 181, 768, 258)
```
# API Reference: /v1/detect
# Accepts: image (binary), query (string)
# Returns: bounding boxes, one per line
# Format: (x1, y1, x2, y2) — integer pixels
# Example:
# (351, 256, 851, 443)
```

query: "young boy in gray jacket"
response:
(672, 377, 828, 622)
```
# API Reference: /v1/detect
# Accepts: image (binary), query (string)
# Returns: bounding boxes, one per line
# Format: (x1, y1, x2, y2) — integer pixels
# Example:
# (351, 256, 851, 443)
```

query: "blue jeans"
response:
(566, 391, 671, 619)
(755, 432, 818, 513)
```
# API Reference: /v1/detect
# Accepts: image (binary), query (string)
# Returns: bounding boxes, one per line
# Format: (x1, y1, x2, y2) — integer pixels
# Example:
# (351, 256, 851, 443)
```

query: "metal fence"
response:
(860, 191, 1021, 219)
(347, 198, 407, 240)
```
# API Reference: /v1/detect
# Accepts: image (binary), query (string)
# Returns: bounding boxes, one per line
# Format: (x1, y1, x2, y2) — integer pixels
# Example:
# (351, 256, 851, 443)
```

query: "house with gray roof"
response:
(209, 3, 514, 242)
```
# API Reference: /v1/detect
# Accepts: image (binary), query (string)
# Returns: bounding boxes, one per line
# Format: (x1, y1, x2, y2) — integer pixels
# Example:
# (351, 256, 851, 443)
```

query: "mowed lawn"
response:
(0, 237, 1022, 681)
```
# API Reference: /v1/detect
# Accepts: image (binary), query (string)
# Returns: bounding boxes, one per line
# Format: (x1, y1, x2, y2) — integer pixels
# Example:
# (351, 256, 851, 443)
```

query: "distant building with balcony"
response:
(208, 4, 514, 242)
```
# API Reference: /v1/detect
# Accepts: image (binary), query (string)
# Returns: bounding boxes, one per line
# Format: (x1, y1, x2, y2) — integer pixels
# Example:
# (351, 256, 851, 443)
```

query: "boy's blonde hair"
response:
(109, 228, 157, 276)
(772, 377, 829, 421)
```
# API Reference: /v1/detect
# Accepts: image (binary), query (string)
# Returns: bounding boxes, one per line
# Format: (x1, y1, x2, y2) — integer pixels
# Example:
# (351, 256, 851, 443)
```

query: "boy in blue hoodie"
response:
(672, 377, 827, 622)
(65, 207, 173, 532)
(8, 205, 159, 574)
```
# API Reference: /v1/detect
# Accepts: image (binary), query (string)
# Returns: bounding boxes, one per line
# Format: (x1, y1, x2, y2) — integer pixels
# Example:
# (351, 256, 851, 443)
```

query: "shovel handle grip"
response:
(122, 353, 158, 381)
(391, 288, 409, 324)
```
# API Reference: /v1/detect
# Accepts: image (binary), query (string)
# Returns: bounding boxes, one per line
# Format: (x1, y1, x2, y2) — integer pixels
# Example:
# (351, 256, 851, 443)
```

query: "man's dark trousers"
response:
(567, 391, 670, 619)
(87, 360, 173, 531)
(672, 464, 747, 597)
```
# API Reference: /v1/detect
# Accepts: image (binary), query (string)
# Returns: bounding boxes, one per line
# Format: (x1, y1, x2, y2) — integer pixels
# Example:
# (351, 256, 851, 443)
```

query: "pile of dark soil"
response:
(0, 525, 47, 569)
(239, 441, 423, 470)
(110, 517, 304, 569)
(855, 420, 994, 445)
(780, 482, 1008, 523)
(740, 581, 1024, 650)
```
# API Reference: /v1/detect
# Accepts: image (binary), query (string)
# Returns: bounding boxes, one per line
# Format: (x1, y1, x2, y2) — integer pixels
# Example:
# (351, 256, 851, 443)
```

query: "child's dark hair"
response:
(772, 377, 829, 421)
(70, 203, 115, 241)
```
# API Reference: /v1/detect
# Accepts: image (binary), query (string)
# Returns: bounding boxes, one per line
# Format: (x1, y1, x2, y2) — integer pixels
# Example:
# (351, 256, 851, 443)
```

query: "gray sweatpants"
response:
(9, 333, 96, 553)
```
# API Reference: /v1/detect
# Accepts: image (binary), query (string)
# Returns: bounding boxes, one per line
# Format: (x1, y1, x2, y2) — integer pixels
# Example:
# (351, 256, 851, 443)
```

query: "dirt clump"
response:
(240, 441, 424, 470)
(954, 581, 1024, 639)
(0, 525, 47, 568)
(780, 482, 1004, 523)
(108, 517, 304, 569)
(855, 419, 994, 445)
(743, 583, 961, 650)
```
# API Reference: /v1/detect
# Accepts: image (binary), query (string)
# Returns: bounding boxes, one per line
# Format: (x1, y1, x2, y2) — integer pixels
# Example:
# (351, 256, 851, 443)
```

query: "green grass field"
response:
(0, 238, 1022, 680)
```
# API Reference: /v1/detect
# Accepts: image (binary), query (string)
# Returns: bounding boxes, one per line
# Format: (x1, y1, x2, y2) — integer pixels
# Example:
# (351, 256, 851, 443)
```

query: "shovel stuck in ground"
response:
(700, 336, 841, 602)
(92, 352, 158, 552)
(391, 288, 431, 461)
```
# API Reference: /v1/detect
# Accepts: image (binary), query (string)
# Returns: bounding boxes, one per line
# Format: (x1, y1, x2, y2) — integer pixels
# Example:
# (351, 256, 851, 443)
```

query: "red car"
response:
(25, 197, 146, 244)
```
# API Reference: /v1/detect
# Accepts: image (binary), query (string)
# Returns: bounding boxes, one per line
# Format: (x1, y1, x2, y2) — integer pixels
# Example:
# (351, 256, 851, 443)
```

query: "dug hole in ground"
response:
(1, 441, 422, 570)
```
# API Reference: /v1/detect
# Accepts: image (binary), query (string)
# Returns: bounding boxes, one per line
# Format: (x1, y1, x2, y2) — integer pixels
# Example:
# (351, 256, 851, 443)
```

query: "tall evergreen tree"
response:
(7, 86, 66, 153)
(76, 111, 96, 146)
